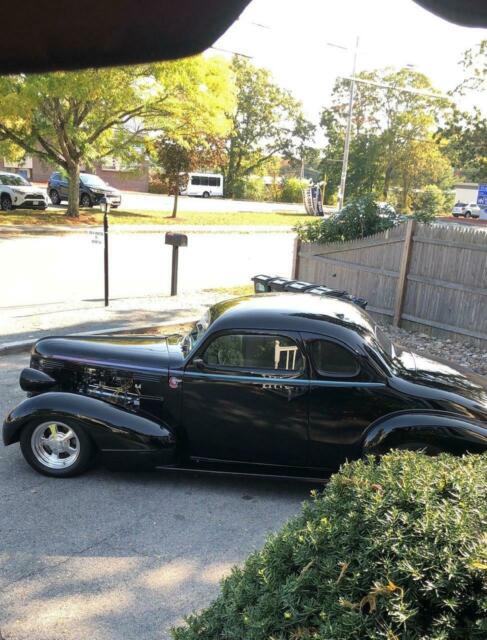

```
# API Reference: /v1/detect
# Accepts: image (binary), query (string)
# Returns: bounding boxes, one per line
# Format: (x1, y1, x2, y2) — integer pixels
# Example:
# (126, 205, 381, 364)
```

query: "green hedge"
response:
(173, 452, 487, 640)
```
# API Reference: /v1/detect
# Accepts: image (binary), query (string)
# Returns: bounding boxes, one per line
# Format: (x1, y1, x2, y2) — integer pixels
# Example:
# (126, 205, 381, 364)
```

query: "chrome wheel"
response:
(80, 193, 91, 207)
(31, 421, 80, 470)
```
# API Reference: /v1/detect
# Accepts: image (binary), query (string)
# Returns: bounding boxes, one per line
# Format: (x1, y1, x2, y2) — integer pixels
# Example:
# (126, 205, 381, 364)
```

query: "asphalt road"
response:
(0, 352, 310, 640)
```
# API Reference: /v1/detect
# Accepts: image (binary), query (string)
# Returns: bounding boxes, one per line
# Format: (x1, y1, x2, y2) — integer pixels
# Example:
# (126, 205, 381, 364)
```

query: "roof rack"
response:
(251, 275, 368, 310)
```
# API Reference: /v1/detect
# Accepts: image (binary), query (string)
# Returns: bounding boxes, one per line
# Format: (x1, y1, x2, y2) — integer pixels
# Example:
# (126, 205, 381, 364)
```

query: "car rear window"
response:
(309, 340, 360, 377)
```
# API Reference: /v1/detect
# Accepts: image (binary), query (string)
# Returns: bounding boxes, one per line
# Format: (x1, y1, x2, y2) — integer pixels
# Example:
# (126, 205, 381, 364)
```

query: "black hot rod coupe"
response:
(3, 293, 487, 478)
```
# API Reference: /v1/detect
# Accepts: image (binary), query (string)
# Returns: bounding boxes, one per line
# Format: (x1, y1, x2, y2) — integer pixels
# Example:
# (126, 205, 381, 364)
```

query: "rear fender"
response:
(3, 392, 176, 456)
(362, 410, 487, 456)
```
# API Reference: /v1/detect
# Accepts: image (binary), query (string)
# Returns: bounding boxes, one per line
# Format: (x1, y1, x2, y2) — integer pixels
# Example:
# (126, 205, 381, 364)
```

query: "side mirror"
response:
(192, 357, 206, 370)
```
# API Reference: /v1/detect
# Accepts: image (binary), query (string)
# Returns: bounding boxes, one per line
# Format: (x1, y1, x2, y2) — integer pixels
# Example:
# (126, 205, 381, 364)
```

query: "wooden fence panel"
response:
(296, 222, 487, 345)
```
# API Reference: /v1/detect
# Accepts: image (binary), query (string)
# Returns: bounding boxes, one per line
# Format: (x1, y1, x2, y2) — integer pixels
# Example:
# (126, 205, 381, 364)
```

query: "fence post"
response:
(292, 237, 302, 279)
(393, 219, 415, 326)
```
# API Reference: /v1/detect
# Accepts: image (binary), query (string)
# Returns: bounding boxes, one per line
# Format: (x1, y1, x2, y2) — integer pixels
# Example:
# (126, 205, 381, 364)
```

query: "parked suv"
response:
(48, 172, 122, 208)
(452, 201, 481, 218)
(0, 172, 48, 211)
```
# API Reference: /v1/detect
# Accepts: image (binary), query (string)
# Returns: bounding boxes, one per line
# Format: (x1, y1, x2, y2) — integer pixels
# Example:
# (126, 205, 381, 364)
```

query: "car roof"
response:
(0, 171, 23, 178)
(207, 293, 377, 348)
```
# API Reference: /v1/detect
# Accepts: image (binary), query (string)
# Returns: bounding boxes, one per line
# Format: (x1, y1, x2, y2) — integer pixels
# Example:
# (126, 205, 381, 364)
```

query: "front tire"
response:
(20, 418, 94, 477)
(202, 191, 210, 198)
(49, 189, 61, 205)
(80, 193, 92, 208)
(1, 194, 13, 211)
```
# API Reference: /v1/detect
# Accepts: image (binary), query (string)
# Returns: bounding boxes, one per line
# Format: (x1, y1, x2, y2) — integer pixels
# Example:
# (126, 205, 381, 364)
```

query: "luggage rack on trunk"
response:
(251, 275, 368, 310)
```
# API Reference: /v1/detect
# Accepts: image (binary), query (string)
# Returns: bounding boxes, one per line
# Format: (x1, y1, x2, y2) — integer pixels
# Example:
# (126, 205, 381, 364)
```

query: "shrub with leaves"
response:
(295, 195, 404, 243)
(412, 185, 446, 223)
(173, 451, 487, 640)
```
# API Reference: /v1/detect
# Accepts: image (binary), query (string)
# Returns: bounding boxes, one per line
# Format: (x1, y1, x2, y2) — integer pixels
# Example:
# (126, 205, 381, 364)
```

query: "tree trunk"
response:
(382, 163, 393, 200)
(171, 184, 179, 218)
(66, 162, 80, 218)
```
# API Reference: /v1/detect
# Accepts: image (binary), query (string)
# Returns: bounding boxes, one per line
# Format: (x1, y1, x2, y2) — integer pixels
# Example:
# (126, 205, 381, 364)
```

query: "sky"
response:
(212, 0, 486, 125)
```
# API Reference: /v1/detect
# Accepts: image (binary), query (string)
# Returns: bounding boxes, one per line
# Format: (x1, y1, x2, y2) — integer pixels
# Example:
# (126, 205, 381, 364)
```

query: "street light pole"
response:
(338, 36, 359, 211)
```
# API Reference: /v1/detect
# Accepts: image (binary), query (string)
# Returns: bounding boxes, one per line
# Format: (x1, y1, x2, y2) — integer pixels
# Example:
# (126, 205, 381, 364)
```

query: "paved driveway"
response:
(0, 353, 309, 640)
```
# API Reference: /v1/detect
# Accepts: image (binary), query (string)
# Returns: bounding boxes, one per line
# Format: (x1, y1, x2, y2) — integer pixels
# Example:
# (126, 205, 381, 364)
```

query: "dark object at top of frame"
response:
(0, 1, 484, 76)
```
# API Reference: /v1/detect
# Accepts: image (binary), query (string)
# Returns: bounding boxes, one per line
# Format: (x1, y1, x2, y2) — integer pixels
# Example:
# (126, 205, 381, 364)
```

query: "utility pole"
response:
(337, 36, 359, 211)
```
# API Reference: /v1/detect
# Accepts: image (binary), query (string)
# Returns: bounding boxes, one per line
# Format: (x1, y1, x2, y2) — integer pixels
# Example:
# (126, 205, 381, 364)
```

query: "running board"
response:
(155, 464, 328, 484)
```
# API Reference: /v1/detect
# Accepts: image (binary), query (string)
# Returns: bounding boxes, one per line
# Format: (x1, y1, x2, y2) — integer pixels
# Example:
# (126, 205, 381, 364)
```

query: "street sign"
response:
(477, 184, 487, 207)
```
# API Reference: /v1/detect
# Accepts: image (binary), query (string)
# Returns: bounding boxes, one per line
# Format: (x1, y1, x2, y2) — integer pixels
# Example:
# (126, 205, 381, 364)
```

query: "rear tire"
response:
(1, 194, 13, 211)
(20, 418, 94, 477)
(202, 191, 210, 198)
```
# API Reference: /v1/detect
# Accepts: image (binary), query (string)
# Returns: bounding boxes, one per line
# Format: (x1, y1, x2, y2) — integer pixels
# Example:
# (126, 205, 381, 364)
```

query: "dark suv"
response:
(48, 172, 122, 208)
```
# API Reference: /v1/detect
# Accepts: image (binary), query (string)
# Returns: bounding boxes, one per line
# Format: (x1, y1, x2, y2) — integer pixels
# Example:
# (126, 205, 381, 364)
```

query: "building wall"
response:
(0, 156, 149, 192)
(454, 183, 479, 203)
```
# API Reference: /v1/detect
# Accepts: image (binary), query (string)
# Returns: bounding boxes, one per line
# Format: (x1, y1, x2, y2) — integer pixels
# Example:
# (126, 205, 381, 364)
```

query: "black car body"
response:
(3, 294, 487, 479)
(48, 172, 122, 208)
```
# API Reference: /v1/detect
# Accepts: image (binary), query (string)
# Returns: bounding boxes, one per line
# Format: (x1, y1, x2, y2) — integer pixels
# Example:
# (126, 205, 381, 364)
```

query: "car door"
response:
(180, 330, 309, 467)
(303, 333, 411, 471)
(58, 174, 69, 199)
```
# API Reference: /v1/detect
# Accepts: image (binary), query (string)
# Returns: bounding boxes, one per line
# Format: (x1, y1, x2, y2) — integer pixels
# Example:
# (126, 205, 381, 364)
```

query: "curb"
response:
(0, 316, 198, 356)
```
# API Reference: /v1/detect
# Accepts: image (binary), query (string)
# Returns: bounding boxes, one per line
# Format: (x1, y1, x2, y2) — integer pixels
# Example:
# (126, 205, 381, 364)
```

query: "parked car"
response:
(0, 171, 48, 211)
(452, 201, 482, 218)
(4, 293, 487, 478)
(48, 172, 122, 208)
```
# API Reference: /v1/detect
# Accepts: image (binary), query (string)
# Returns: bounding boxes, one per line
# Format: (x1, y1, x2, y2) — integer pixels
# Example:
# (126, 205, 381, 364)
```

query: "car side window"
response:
(309, 340, 360, 378)
(201, 334, 304, 373)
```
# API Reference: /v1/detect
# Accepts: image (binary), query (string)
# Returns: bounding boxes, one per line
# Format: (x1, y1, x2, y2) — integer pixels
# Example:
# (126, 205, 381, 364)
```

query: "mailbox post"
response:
(165, 232, 188, 296)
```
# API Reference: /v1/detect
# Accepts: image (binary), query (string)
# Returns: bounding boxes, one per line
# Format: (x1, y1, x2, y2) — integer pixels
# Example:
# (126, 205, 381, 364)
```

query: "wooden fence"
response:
(294, 220, 487, 345)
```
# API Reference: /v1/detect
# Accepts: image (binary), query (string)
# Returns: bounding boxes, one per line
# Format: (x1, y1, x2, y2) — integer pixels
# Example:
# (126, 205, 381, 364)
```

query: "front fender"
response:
(362, 410, 487, 456)
(3, 392, 176, 455)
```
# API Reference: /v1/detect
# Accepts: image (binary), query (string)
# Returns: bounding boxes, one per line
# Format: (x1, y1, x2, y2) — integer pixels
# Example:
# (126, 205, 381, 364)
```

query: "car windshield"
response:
(0, 174, 30, 186)
(181, 310, 211, 356)
(80, 174, 107, 187)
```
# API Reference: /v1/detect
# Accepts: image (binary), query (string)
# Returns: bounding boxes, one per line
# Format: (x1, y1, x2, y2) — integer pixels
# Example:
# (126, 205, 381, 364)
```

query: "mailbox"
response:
(165, 232, 188, 247)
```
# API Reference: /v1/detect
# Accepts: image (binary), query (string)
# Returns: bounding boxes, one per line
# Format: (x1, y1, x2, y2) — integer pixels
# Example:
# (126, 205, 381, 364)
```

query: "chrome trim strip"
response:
(182, 371, 385, 388)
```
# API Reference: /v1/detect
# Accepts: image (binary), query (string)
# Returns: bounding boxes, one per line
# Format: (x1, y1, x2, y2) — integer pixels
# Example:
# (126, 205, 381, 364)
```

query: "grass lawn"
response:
(0, 207, 311, 227)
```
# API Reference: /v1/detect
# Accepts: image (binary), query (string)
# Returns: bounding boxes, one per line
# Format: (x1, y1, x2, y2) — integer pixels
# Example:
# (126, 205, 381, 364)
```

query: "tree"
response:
(223, 56, 314, 198)
(436, 108, 487, 182)
(0, 57, 233, 217)
(320, 68, 453, 210)
(155, 135, 226, 217)
(437, 41, 487, 182)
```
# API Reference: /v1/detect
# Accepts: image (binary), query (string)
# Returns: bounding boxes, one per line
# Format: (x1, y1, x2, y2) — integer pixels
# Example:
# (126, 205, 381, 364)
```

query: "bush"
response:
(295, 195, 403, 243)
(173, 451, 487, 640)
(280, 177, 309, 203)
(412, 185, 445, 223)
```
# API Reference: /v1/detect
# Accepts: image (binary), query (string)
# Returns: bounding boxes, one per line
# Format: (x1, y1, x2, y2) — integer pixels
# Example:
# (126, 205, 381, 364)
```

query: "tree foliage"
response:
(320, 68, 453, 211)
(223, 56, 314, 198)
(173, 451, 487, 640)
(0, 57, 233, 217)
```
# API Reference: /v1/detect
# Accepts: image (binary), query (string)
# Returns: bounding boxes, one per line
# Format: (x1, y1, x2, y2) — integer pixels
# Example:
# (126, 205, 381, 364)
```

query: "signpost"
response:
(100, 197, 111, 306)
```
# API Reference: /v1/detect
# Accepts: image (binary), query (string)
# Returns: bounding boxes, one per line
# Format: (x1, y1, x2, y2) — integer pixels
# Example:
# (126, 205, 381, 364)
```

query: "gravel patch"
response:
(380, 324, 487, 377)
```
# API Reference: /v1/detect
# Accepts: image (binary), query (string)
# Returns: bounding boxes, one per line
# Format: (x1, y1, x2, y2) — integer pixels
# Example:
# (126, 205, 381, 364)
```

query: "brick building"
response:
(0, 155, 149, 192)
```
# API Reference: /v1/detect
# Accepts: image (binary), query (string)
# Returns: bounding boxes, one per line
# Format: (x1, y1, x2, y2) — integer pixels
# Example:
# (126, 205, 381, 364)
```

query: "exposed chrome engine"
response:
(78, 367, 142, 409)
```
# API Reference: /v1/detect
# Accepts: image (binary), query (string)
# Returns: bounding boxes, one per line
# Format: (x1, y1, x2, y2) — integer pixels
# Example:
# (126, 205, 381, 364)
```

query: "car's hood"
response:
(395, 347, 487, 410)
(33, 335, 171, 375)
(8, 185, 44, 194)
(84, 184, 120, 195)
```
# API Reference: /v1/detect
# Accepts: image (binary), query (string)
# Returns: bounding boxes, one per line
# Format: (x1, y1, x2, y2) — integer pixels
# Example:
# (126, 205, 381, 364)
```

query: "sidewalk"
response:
(0, 291, 228, 353)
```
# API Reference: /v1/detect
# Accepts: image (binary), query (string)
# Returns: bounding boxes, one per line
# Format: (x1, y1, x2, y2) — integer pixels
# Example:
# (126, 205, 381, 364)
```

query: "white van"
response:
(180, 173, 223, 198)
